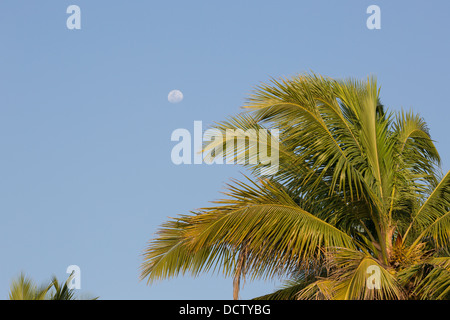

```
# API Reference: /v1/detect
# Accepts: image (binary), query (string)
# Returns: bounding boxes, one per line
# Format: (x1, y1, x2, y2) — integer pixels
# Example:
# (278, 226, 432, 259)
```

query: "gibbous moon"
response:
(168, 90, 183, 103)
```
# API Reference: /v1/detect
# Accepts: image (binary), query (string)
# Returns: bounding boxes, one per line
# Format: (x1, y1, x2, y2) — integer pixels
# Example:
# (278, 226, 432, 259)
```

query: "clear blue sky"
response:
(0, 1, 449, 300)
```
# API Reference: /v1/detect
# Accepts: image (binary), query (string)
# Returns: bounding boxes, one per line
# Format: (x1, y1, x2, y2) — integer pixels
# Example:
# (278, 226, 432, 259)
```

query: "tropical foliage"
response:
(8, 272, 98, 300)
(141, 73, 450, 300)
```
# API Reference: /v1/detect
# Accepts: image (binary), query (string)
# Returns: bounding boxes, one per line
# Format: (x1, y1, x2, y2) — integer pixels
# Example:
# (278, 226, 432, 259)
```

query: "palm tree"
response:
(8, 272, 98, 300)
(140, 73, 450, 300)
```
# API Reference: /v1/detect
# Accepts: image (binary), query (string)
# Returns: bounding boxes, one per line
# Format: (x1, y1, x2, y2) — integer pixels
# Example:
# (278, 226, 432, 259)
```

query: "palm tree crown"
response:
(141, 73, 450, 300)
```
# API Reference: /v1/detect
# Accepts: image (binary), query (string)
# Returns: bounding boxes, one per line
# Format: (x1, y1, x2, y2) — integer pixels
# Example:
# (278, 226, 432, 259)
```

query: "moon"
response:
(168, 90, 183, 103)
